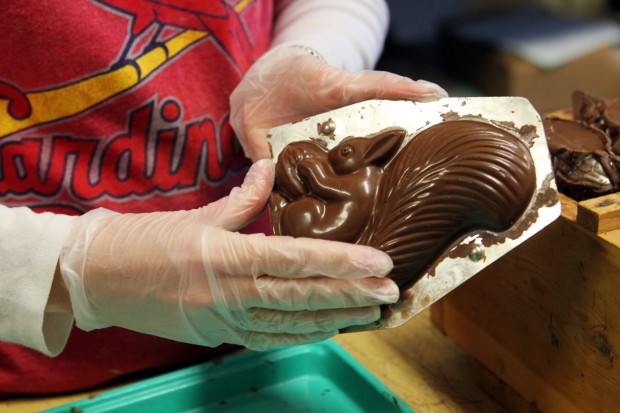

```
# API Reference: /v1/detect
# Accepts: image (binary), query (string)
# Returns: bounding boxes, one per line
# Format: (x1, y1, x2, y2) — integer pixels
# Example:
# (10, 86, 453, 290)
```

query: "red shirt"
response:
(0, 0, 273, 395)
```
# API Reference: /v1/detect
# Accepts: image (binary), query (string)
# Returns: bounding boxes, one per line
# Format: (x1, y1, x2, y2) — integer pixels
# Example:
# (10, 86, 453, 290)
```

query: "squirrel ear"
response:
(364, 128, 406, 166)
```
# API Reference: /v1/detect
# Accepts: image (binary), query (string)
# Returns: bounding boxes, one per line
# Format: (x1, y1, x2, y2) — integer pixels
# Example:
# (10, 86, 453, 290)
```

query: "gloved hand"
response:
(59, 159, 398, 350)
(230, 46, 449, 161)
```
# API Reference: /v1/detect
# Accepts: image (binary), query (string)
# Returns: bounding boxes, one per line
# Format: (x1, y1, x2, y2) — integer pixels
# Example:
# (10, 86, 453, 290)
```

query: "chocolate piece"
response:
(573, 90, 620, 147)
(572, 90, 607, 128)
(545, 117, 608, 155)
(270, 120, 536, 290)
(544, 117, 620, 200)
(604, 99, 620, 136)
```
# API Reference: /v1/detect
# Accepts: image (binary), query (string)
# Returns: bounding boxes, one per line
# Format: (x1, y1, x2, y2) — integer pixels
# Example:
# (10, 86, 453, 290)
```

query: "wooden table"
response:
(1, 309, 505, 413)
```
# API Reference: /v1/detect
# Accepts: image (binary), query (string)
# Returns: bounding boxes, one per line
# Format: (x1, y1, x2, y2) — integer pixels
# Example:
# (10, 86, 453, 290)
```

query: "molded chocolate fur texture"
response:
(270, 120, 537, 290)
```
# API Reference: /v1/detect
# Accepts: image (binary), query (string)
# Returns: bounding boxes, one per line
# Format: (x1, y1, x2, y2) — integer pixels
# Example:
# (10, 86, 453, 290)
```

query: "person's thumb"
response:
(197, 159, 275, 230)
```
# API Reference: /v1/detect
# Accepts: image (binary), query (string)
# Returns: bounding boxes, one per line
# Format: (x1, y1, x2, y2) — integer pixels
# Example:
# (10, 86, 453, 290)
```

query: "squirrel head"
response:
(328, 127, 406, 174)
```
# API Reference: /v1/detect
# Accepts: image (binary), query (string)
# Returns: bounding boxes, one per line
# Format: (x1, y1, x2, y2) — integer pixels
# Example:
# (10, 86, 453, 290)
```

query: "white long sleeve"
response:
(272, 0, 390, 71)
(0, 205, 74, 356)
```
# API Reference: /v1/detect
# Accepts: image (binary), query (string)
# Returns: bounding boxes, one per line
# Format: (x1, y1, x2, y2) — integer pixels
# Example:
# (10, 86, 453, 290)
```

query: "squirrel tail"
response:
(359, 120, 537, 290)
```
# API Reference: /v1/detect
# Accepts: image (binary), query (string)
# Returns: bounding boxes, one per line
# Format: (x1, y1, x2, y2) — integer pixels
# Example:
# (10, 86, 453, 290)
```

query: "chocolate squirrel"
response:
(273, 128, 405, 243)
(270, 120, 537, 290)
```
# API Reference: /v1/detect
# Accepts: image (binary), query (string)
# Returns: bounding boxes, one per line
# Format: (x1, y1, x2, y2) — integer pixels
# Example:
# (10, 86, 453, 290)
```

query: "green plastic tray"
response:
(43, 340, 414, 413)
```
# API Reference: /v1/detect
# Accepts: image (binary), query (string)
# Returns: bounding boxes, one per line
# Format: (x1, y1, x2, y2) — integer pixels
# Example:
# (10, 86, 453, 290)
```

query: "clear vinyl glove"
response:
(230, 46, 449, 161)
(59, 160, 398, 350)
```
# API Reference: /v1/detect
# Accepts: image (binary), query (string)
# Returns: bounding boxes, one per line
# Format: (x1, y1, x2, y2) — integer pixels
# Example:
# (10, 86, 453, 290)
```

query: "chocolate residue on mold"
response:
(518, 124, 538, 147)
(491, 121, 539, 148)
(270, 120, 537, 290)
(440, 110, 461, 121)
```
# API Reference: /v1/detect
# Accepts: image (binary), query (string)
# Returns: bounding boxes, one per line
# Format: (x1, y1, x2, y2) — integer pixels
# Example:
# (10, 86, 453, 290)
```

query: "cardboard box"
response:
(440, 12, 620, 113)
(467, 47, 620, 113)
